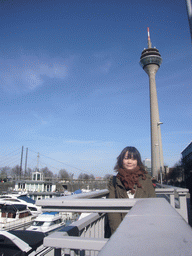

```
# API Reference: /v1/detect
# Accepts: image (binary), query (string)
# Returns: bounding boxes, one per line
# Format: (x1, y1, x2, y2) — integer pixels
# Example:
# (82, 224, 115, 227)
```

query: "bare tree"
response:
(89, 174, 95, 180)
(78, 173, 95, 180)
(41, 167, 54, 179)
(0, 167, 9, 181)
(58, 169, 70, 180)
(25, 167, 33, 179)
(168, 160, 183, 184)
(103, 174, 111, 180)
(11, 165, 22, 180)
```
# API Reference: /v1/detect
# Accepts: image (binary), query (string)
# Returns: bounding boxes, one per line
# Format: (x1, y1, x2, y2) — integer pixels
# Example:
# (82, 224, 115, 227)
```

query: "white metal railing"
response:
(98, 198, 192, 256)
(155, 184, 189, 222)
(44, 212, 108, 255)
(36, 187, 189, 222)
(35, 186, 191, 255)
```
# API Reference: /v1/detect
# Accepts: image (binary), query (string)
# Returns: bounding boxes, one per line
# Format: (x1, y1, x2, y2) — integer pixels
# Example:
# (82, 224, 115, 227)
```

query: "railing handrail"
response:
(35, 187, 189, 202)
(157, 184, 189, 193)
(36, 197, 136, 212)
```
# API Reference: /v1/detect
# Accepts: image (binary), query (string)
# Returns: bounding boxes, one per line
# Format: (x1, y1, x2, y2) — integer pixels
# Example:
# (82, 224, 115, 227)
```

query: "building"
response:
(181, 141, 192, 162)
(15, 171, 56, 193)
(143, 158, 152, 176)
(181, 141, 192, 196)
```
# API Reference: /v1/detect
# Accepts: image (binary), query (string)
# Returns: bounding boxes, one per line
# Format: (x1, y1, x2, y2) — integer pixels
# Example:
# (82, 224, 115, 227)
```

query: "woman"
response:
(107, 146, 156, 235)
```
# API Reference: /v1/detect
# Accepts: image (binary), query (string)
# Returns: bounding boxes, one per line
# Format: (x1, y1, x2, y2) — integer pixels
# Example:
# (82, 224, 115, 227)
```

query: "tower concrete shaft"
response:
(143, 64, 164, 179)
(140, 28, 164, 179)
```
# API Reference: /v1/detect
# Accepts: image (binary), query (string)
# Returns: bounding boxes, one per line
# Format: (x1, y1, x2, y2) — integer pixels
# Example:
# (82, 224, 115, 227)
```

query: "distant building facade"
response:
(181, 142, 192, 191)
(143, 158, 152, 176)
(15, 171, 56, 193)
(181, 141, 192, 162)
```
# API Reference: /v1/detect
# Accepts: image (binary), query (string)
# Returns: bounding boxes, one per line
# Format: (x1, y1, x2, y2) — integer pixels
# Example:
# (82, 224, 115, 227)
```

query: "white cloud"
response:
(22, 69, 43, 89)
(38, 63, 67, 79)
(0, 54, 68, 93)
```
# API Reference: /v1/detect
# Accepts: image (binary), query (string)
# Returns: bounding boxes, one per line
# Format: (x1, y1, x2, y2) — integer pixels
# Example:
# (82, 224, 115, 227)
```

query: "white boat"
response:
(0, 203, 34, 231)
(26, 211, 66, 233)
(0, 193, 42, 217)
(0, 212, 79, 255)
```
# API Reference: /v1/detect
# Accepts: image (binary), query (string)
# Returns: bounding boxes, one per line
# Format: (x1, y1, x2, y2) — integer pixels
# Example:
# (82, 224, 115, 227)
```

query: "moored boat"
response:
(0, 192, 42, 217)
(0, 203, 34, 231)
(26, 211, 66, 233)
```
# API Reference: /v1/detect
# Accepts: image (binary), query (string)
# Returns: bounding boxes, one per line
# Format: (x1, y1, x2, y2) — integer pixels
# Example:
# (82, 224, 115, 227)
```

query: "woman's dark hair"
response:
(114, 146, 145, 171)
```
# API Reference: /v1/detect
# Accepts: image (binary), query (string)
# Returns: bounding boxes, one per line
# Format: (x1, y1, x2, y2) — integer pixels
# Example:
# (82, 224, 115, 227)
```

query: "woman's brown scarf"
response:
(117, 166, 147, 194)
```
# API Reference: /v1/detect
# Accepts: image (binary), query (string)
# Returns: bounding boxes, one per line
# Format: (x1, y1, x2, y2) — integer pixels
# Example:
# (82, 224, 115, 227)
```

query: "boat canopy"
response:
(0, 204, 27, 213)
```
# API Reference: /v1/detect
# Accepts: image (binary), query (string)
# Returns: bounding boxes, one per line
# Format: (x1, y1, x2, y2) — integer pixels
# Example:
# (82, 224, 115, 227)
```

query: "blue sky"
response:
(0, 0, 191, 178)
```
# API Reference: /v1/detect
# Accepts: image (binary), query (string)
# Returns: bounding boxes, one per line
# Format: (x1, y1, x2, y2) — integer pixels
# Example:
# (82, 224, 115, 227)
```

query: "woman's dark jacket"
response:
(107, 174, 156, 234)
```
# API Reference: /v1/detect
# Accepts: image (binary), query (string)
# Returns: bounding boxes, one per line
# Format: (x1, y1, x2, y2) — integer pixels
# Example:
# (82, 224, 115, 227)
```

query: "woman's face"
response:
(122, 151, 138, 170)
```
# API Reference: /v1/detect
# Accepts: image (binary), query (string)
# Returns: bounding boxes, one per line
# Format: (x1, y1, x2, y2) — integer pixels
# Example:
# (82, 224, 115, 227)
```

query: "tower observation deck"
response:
(140, 47, 162, 68)
(139, 28, 164, 180)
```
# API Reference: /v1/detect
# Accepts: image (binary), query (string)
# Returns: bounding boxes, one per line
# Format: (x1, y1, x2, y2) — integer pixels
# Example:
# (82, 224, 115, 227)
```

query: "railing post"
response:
(177, 192, 188, 222)
(80, 250, 85, 256)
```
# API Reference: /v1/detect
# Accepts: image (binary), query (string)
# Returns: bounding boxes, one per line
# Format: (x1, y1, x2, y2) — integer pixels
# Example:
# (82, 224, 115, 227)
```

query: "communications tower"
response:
(140, 28, 164, 180)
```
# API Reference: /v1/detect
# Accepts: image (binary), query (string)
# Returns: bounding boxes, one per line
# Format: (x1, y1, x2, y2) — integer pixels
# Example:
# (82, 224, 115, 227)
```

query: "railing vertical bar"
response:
(95, 218, 99, 239)
(91, 224, 95, 256)
(170, 194, 175, 208)
(92, 223, 95, 255)
(81, 228, 85, 237)
(54, 248, 61, 256)
(80, 249, 85, 256)
(101, 217, 104, 238)
(85, 225, 90, 256)
(85, 226, 89, 237)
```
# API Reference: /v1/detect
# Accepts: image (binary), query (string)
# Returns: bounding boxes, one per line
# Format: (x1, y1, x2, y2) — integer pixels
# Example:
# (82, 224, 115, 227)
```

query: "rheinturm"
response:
(140, 28, 164, 180)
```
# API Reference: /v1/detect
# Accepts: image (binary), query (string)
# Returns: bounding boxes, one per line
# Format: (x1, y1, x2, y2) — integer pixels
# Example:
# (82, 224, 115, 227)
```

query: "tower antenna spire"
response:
(147, 27, 152, 48)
